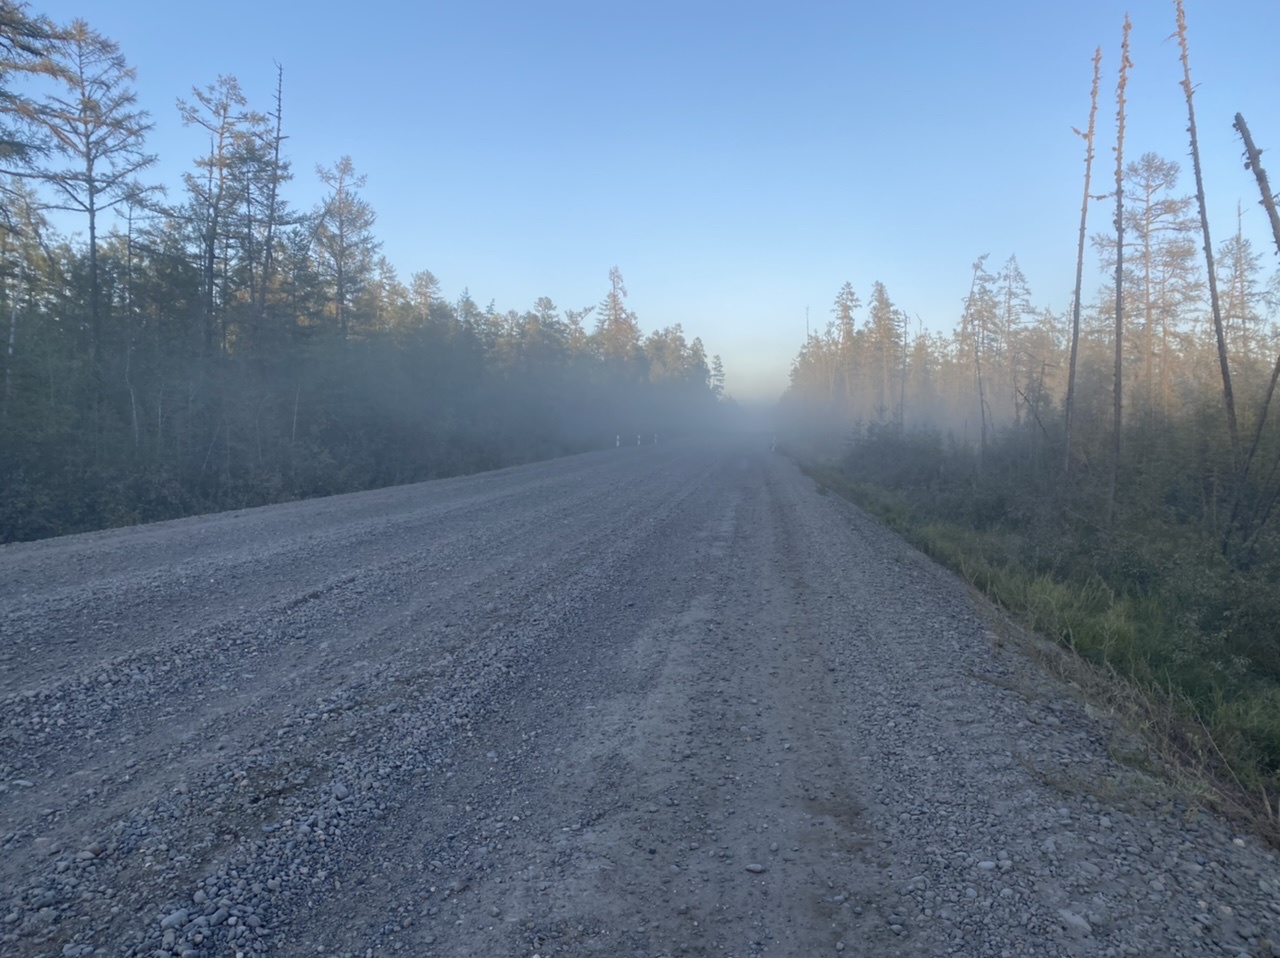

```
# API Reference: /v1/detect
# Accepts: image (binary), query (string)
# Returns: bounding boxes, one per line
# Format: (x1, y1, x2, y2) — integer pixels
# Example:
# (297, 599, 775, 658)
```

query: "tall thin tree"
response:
(32, 20, 155, 371)
(962, 256, 993, 472)
(179, 74, 266, 352)
(1176, 0, 1240, 475)
(314, 155, 378, 339)
(1108, 15, 1132, 523)
(1232, 112, 1280, 545)
(0, 2, 66, 168)
(255, 63, 288, 327)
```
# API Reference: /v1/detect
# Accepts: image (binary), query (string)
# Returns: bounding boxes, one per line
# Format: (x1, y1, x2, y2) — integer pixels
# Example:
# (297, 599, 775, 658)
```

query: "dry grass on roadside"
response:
(974, 586, 1279, 845)
(806, 461, 1280, 848)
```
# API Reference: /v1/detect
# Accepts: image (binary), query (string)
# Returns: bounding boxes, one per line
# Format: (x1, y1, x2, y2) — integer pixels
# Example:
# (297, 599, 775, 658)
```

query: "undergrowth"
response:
(801, 432, 1280, 844)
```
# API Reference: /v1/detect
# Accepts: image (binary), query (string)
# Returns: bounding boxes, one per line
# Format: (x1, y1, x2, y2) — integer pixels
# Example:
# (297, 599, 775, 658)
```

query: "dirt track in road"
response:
(2, 441, 1279, 957)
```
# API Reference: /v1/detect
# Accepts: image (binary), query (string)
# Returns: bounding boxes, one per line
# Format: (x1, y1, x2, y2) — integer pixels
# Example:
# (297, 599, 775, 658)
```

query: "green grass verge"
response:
(806, 462, 1280, 833)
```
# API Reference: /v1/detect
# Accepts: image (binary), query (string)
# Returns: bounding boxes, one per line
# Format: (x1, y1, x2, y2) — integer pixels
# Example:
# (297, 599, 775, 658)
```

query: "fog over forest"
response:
(0, 11, 740, 543)
(5, 0, 1280, 926)
(775, 6, 1280, 824)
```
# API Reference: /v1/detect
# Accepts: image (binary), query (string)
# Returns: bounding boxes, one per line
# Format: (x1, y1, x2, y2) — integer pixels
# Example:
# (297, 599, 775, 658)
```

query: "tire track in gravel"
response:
(350, 445, 909, 958)
(5, 443, 1280, 958)
(277, 448, 1280, 958)
(0, 444, 718, 956)
(0, 449, 697, 699)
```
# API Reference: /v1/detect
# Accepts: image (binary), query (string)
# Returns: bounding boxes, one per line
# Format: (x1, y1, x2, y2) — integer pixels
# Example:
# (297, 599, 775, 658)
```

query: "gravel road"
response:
(3, 440, 1279, 958)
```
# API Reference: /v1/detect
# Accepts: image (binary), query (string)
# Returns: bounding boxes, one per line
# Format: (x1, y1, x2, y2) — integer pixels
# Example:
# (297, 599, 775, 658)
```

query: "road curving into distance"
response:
(2, 438, 1279, 957)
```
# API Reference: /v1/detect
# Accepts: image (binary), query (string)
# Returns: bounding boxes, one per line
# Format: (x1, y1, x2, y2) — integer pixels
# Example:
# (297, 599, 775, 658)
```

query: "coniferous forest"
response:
(0, 6, 727, 543)
(781, 5, 1280, 816)
(5, 0, 1280, 821)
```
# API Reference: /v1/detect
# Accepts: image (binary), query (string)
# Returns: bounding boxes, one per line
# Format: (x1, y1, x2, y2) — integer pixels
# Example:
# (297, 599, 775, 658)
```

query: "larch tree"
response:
(531, 295, 559, 331)
(563, 306, 593, 356)
(179, 75, 267, 352)
(409, 268, 440, 326)
(960, 256, 997, 469)
(30, 19, 155, 372)
(832, 281, 860, 419)
(0, 0, 64, 418)
(595, 266, 642, 371)
(643, 323, 689, 383)
(710, 354, 725, 400)
(250, 64, 289, 332)
(0, 1, 65, 169)
(1118, 153, 1197, 415)
(687, 336, 710, 392)
(523, 296, 567, 369)
(996, 254, 1034, 425)
(865, 281, 901, 421)
(313, 155, 378, 340)
(1216, 204, 1264, 364)
(0, 177, 47, 417)
(357, 255, 410, 332)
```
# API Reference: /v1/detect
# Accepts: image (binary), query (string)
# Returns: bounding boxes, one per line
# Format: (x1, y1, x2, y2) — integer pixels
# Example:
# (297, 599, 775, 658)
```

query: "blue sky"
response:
(32, 0, 1280, 399)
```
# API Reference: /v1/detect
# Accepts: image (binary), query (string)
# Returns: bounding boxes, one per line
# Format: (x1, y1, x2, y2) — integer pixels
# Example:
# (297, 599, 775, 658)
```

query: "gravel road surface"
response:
(3, 441, 1279, 957)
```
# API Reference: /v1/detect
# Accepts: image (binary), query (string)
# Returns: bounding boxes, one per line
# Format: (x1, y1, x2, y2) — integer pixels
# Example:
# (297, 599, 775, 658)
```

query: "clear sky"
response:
(30, 0, 1280, 399)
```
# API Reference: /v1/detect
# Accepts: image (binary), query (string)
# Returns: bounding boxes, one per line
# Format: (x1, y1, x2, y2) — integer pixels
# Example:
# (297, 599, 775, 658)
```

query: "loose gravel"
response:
(1, 440, 1277, 957)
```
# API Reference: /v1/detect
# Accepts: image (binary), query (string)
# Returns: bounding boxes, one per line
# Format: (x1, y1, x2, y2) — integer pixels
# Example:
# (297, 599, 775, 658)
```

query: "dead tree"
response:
(1064, 46, 1102, 474)
(1177, 0, 1241, 476)
(1232, 113, 1280, 548)
(1108, 16, 1132, 524)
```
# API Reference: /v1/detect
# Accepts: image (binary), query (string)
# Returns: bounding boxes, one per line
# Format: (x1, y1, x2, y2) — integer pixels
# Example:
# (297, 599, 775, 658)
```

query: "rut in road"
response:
(2, 442, 1279, 958)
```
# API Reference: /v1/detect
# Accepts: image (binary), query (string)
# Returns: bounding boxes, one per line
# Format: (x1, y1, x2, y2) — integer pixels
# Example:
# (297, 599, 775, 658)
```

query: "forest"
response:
(781, 5, 1280, 826)
(0, 5, 727, 543)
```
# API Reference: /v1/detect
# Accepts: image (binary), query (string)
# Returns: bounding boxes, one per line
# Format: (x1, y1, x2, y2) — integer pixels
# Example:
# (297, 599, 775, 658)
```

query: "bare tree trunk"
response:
(243, 174, 256, 318)
(5, 264, 22, 419)
(202, 156, 217, 355)
(1141, 185, 1156, 412)
(88, 181, 100, 372)
(257, 64, 285, 327)
(1177, 0, 1241, 476)
(964, 259, 990, 474)
(1233, 112, 1280, 544)
(898, 315, 908, 432)
(1109, 16, 1132, 526)
(125, 204, 139, 447)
